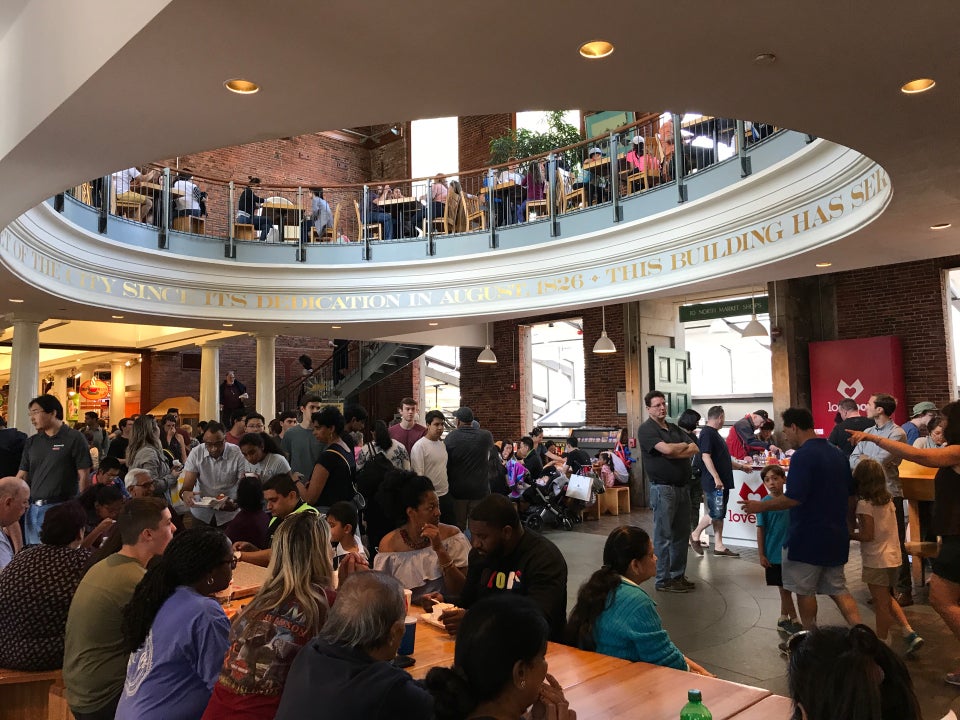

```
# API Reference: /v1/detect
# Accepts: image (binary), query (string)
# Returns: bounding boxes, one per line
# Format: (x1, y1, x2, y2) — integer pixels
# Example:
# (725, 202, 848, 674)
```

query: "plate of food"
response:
(193, 494, 228, 508)
(419, 601, 457, 630)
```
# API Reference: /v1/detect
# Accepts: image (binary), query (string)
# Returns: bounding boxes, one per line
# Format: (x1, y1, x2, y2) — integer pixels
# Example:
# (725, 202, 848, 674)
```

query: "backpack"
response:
(355, 444, 394, 502)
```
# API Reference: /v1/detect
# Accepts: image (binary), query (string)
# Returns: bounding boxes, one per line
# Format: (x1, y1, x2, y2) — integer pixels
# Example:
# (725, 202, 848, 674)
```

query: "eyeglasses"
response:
(221, 556, 239, 569)
(137, 480, 155, 488)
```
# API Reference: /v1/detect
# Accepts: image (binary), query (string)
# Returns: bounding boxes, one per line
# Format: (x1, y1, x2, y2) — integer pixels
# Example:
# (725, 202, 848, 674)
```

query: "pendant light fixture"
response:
(592, 305, 617, 354)
(740, 291, 768, 338)
(477, 323, 497, 364)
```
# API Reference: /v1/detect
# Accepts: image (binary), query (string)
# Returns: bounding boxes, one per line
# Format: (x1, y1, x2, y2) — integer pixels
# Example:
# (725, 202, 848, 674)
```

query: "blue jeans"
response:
(24, 502, 60, 545)
(649, 484, 690, 585)
(365, 210, 394, 240)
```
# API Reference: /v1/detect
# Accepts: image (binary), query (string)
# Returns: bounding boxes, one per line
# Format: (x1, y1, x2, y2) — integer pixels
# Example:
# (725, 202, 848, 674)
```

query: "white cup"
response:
(403, 588, 412, 612)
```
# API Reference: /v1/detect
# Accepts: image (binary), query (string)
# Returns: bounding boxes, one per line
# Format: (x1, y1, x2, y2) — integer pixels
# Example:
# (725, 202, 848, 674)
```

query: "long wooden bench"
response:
(584, 485, 631, 520)
(0, 667, 73, 719)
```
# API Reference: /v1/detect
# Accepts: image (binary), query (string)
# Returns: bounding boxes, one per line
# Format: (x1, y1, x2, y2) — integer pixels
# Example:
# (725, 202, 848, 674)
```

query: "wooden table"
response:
(727, 693, 794, 719)
(407, 622, 782, 720)
(261, 201, 302, 240)
(0, 668, 66, 720)
(138, 181, 184, 197)
(564, 663, 770, 720)
(582, 153, 627, 172)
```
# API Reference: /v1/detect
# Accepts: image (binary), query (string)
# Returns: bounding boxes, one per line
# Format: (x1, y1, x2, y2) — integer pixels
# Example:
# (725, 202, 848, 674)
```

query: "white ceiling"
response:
(0, 0, 959, 349)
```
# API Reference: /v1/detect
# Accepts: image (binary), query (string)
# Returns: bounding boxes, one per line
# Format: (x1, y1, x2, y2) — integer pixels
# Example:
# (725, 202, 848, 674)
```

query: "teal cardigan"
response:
(593, 578, 687, 670)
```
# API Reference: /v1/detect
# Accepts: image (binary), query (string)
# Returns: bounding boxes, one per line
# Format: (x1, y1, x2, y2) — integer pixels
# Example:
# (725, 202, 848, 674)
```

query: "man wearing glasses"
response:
(17, 395, 92, 545)
(637, 391, 699, 593)
(180, 421, 243, 526)
(124, 468, 157, 498)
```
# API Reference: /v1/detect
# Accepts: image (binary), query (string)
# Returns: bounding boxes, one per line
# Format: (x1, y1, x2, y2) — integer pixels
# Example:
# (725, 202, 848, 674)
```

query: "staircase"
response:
(277, 341, 430, 412)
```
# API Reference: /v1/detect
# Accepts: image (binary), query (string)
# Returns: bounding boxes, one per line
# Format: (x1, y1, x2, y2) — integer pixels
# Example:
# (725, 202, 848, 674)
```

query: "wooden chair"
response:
(234, 223, 256, 241)
(353, 200, 382, 241)
(626, 136, 662, 194)
(114, 197, 143, 220)
(900, 461, 939, 588)
(433, 188, 468, 234)
(465, 195, 487, 231)
(560, 177, 586, 214)
(172, 215, 205, 235)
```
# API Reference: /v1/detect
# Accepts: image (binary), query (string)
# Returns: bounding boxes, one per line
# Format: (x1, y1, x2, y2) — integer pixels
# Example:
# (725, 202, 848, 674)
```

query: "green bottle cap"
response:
(688, 689, 702, 703)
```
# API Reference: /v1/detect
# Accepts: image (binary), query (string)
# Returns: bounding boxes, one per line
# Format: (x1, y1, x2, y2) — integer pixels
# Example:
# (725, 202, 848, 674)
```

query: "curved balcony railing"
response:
(54, 114, 794, 264)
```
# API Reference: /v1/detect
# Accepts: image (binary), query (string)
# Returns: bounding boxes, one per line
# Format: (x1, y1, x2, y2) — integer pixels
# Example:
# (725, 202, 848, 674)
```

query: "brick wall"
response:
(832, 255, 959, 410)
(159, 126, 411, 240)
(147, 335, 334, 420)
(459, 304, 628, 441)
(358, 363, 416, 426)
(458, 114, 514, 173)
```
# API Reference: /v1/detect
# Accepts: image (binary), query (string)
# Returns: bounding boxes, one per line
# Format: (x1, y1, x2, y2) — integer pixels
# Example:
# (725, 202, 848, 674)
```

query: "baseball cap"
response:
(911, 401, 937, 417)
(587, 147, 603, 155)
(453, 407, 475, 423)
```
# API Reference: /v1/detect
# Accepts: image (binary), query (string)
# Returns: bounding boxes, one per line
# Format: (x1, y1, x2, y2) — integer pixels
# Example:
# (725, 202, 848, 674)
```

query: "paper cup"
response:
(403, 588, 412, 613)
(398, 616, 417, 656)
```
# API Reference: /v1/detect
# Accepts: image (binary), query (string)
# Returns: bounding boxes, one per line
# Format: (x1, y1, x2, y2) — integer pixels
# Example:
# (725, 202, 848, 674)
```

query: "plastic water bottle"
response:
(680, 689, 712, 719)
(714, 488, 724, 516)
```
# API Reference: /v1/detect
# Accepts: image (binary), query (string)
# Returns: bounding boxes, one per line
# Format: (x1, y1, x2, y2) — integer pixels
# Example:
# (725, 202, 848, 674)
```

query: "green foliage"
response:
(488, 111, 581, 165)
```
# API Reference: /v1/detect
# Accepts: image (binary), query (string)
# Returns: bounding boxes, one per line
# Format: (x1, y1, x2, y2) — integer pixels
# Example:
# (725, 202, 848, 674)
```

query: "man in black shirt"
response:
(827, 398, 874, 457)
(17, 395, 92, 545)
(637, 391, 699, 593)
(0, 417, 27, 478)
(432, 494, 568, 641)
(562, 436, 591, 475)
(517, 435, 544, 479)
(444, 407, 494, 530)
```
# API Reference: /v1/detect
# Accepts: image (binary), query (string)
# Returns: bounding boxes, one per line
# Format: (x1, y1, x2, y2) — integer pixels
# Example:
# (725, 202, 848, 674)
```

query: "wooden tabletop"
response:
(727, 693, 794, 719)
(136, 181, 184, 196)
(479, 181, 521, 194)
(564, 663, 770, 720)
(262, 201, 302, 211)
(582, 154, 627, 171)
(216, 561, 269, 602)
(379, 196, 422, 207)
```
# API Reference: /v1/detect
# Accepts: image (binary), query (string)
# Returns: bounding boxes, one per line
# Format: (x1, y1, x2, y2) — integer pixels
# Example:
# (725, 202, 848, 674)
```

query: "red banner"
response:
(809, 336, 905, 433)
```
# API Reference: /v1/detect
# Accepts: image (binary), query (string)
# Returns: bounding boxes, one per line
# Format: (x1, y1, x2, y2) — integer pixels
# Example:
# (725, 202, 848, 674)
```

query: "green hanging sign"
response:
(679, 297, 768, 323)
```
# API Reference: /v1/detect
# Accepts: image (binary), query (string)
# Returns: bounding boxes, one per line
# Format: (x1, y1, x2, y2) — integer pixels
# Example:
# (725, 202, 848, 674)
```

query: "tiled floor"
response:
(544, 508, 960, 720)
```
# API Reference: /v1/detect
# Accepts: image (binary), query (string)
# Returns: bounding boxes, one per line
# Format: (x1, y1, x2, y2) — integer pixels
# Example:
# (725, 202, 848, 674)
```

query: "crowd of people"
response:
(0, 384, 950, 719)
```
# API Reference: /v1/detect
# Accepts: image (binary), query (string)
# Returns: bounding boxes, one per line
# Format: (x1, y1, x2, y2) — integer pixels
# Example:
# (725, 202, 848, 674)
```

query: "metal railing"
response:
(63, 114, 783, 260)
(276, 339, 384, 412)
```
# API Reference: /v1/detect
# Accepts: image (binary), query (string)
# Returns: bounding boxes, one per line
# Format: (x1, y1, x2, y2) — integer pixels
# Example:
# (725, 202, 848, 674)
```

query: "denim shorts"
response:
(704, 487, 729, 521)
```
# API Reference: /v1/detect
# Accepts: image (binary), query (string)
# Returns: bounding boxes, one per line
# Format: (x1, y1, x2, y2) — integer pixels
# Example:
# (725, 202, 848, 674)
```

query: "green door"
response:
(648, 346, 691, 420)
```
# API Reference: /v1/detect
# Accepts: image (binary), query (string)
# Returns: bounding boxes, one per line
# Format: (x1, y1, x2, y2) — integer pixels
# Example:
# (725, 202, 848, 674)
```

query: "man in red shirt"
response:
(387, 397, 426, 454)
(725, 409, 769, 461)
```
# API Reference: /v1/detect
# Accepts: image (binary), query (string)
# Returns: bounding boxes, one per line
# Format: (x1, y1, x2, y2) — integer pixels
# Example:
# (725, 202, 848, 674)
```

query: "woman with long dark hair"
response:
(565, 525, 711, 674)
(238, 432, 291, 479)
(425, 595, 576, 720)
(787, 624, 921, 720)
(203, 512, 336, 720)
(116, 527, 234, 720)
(357, 420, 410, 472)
(373, 471, 470, 604)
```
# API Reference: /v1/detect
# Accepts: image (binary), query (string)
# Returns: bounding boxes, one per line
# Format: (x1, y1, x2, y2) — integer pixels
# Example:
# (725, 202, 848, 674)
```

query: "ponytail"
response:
(565, 565, 621, 650)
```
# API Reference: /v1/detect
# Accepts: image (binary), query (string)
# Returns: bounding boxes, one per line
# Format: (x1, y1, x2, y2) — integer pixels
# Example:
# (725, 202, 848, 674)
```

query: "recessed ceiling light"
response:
(815, 262, 832, 268)
(429, 322, 439, 326)
(8, 298, 24, 303)
(224, 78, 259, 94)
(111, 315, 124, 319)
(901, 78, 935, 94)
(578, 40, 614, 59)
(753, 52, 777, 65)
(222, 323, 234, 327)
(331, 325, 342, 329)
(930, 222, 952, 230)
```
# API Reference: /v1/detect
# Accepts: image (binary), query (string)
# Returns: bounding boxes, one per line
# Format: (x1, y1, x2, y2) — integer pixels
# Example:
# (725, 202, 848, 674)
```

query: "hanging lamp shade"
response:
(740, 292, 768, 338)
(592, 306, 617, 354)
(477, 322, 497, 363)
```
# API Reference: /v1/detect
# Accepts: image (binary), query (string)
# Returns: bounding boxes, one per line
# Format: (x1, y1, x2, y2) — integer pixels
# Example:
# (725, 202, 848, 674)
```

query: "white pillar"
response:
(9, 319, 42, 435)
(255, 334, 277, 420)
(52, 368, 69, 407)
(110, 360, 127, 425)
(199, 341, 222, 424)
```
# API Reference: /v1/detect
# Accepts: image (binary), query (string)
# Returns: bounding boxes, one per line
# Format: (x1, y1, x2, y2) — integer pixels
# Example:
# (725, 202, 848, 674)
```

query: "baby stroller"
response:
(520, 475, 577, 531)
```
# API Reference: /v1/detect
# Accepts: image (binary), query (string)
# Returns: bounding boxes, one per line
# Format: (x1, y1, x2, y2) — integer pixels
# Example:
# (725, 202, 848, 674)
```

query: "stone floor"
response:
(542, 508, 960, 720)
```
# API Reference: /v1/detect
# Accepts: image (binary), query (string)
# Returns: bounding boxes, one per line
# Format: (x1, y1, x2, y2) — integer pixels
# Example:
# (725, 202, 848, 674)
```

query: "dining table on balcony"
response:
(480, 180, 525, 225)
(379, 196, 424, 237)
(261, 199, 303, 241)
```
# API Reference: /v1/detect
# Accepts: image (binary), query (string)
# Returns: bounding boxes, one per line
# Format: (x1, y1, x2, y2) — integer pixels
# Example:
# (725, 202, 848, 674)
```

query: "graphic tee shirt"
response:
(116, 586, 230, 720)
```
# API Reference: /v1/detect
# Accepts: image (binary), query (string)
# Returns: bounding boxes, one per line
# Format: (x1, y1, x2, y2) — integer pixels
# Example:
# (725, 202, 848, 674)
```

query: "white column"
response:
(199, 341, 222, 424)
(52, 368, 69, 407)
(9, 319, 42, 435)
(255, 334, 277, 420)
(110, 360, 127, 424)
